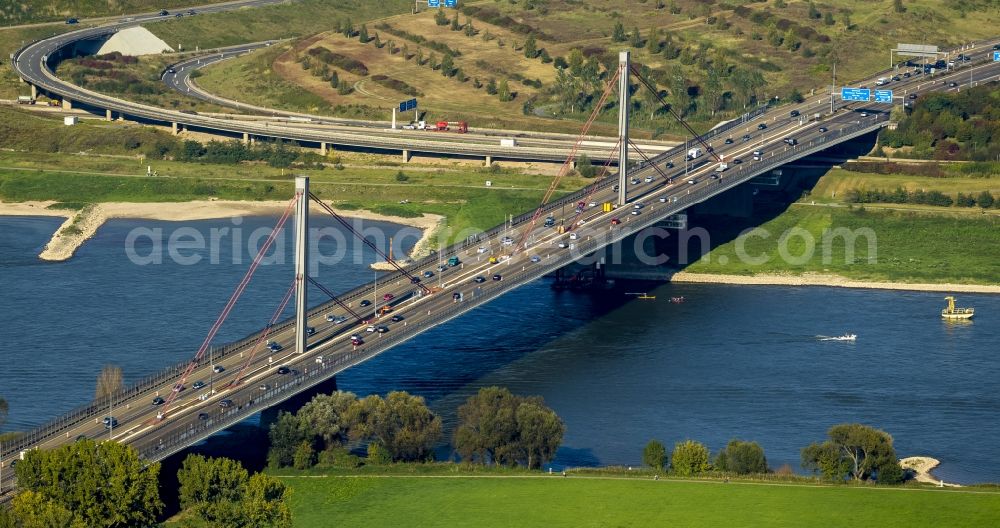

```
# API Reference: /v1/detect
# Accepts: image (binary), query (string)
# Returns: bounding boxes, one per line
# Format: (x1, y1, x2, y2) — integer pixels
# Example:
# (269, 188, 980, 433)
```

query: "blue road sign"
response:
(398, 98, 417, 112)
(427, 0, 440, 7)
(993, 51, 1000, 62)
(874, 89, 893, 103)
(445, 0, 458, 7)
(841, 87, 871, 102)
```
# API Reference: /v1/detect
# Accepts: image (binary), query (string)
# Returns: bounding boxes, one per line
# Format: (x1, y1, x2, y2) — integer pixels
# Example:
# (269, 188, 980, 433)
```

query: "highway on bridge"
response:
(3, 4, 999, 499)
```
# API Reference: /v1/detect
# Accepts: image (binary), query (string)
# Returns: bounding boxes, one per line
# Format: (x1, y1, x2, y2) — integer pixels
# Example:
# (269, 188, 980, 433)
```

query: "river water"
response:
(1, 216, 998, 484)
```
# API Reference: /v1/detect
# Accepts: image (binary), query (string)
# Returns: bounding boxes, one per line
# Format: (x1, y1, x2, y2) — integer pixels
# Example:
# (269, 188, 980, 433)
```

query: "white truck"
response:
(715, 162, 728, 173)
(687, 147, 703, 160)
(500, 138, 517, 147)
(16, 95, 33, 104)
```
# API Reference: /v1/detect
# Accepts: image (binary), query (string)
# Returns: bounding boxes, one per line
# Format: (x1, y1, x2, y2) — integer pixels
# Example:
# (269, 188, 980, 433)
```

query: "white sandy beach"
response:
(0, 200, 443, 262)
(671, 271, 1000, 294)
(900, 456, 960, 487)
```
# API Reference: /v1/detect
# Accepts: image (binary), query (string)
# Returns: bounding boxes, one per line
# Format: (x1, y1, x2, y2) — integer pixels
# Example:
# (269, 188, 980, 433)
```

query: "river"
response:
(1, 216, 998, 484)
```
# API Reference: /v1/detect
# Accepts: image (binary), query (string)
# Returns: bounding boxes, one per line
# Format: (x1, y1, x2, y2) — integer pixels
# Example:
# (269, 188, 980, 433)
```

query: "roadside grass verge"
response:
(254, 467, 1000, 528)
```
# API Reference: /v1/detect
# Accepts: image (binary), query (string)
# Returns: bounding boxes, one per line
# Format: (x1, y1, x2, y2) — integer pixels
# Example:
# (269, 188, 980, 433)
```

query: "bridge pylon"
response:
(294, 176, 309, 354)
(617, 50, 630, 206)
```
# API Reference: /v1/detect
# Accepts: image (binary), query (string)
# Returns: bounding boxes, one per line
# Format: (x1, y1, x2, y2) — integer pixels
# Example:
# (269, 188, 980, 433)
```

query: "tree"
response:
(435, 8, 448, 26)
(801, 423, 902, 483)
(612, 21, 626, 42)
(347, 391, 442, 462)
(358, 24, 369, 43)
(440, 53, 455, 77)
(671, 440, 710, 476)
(337, 80, 353, 95)
(95, 364, 122, 399)
(893, 0, 906, 14)
(808, 1, 821, 19)
(9, 491, 82, 528)
(450, 14, 461, 31)
(15, 439, 162, 527)
(824, 11, 835, 25)
(293, 441, 317, 469)
(715, 440, 767, 474)
(524, 34, 537, 59)
(643, 440, 667, 471)
(178, 455, 291, 528)
(341, 18, 354, 37)
(454, 387, 564, 468)
(630, 27, 643, 48)
(329, 70, 339, 88)
(576, 154, 596, 178)
(372, 32, 382, 49)
(497, 79, 513, 102)
(485, 78, 498, 95)
(268, 411, 309, 468)
(515, 400, 565, 469)
(976, 191, 995, 209)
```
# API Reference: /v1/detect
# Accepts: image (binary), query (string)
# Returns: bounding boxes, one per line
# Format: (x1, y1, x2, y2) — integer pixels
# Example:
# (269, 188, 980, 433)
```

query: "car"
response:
(192, 380, 206, 390)
(530, 255, 541, 263)
(306, 326, 315, 336)
(437, 264, 448, 272)
(630, 178, 640, 185)
(687, 179, 697, 185)
(390, 315, 404, 322)
(187, 9, 197, 15)
(172, 384, 185, 392)
(326, 313, 337, 322)
(612, 184, 619, 192)
(152, 397, 164, 406)
(174, 13, 183, 18)
(610, 218, 621, 225)
(818, 127, 828, 133)
(376, 326, 389, 333)
(558, 242, 569, 248)
(644, 176, 654, 183)
(783, 138, 797, 146)
(66, 18, 78, 24)
(859, 112, 869, 117)
(351, 336, 364, 345)
(213, 365, 225, 374)
(633, 202, 645, 209)
(359, 300, 372, 307)
(452, 292, 462, 301)
(709, 174, 719, 180)
(892, 76, 901, 82)
(543, 217, 556, 227)
(219, 399, 233, 408)
(366, 325, 376, 332)
(569, 232, 578, 240)
(994, 44, 1000, 50)
(103, 417, 118, 428)
(949, 82, 958, 87)
(659, 196, 668, 203)
(410, 277, 421, 284)
(423, 270, 434, 278)
(267, 342, 282, 352)
(732, 158, 742, 164)
(757, 123, 767, 130)
(198, 412, 209, 420)
(631, 210, 642, 216)
(903, 72, 911, 78)
(753, 150, 763, 160)
(277, 366, 291, 375)
(724, 137, 734, 144)
(477, 246, 488, 254)
(908, 93, 918, 100)
(350, 333, 362, 341)
(742, 134, 752, 142)
(166, 67, 176, 74)
(383, 293, 394, 301)
(473, 276, 486, 283)
(492, 274, 502, 281)
(501, 236, 514, 246)
(790, 110, 800, 117)
(259, 384, 270, 391)
(75, 434, 88, 442)
(159, 10, 169, 16)
(665, 161, 675, 168)
(588, 202, 597, 207)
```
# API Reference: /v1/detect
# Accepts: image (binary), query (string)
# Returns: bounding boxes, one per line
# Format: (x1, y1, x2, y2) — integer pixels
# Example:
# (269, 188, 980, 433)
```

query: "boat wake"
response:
(817, 334, 857, 342)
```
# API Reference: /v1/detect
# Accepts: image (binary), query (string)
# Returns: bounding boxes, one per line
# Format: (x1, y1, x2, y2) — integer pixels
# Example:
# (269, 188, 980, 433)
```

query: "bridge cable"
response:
(627, 139, 673, 182)
(306, 276, 363, 322)
(512, 68, 622, 254)
(561, 139, 622, 233)
(156, 193, 300, 419)
(628, 64, 723, 163)
(228, 278, 298, 389)
(308, 193, 431, 295)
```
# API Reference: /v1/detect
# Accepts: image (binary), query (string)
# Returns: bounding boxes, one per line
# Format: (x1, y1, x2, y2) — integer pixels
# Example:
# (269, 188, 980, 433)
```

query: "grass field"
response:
(685, 204, 1000, 285)
(267, 471, 1000, 527)
(809, 167, 1000, 203)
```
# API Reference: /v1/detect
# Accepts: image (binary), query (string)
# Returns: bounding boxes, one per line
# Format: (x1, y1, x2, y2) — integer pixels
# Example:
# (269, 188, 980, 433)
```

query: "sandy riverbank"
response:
(900, 456, 960, 487)
(671, 271, 1000, 294)
(0, 200, 443, 262)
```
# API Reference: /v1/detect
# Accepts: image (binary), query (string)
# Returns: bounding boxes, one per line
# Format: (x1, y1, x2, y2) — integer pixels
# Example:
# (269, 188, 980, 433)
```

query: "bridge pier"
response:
(320, 142, 328, 156)
(106, 109, 113, 121)
(294, 177, 309, 354)
(30, 84, 37, 100)
(171, 122, 179, 135)
(61, 98, 72, 110)
(485, 155, 492, 166)
(402, 149, 411, 162)
(617, 50, 630, 206)
(242, 132, 250, 144)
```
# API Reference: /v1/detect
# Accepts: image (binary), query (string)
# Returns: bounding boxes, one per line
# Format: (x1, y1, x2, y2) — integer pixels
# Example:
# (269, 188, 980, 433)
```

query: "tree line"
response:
(268, 386, 564, 470)
(843, 187, 998, 209)
(640, 423, 905, 484)
(0, 440, 291, 528)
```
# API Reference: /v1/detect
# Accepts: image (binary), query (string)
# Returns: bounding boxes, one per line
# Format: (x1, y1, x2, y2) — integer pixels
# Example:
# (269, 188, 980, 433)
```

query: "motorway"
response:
(160, 41, 676, 155)
(11, 3, 672, 163)
(3, 37, 999, 499)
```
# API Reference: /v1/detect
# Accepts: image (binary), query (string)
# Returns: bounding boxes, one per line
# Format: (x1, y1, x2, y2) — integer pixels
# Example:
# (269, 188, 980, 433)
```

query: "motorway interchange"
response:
(3, 5, 1000, 495)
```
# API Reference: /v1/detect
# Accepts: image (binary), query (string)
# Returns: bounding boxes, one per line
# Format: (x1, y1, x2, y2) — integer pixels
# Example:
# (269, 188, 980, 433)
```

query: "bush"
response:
(395, 170, 409, 182)
(714, 440, 767, 474)
(671, 440, 710, 476)
(643, 440, 668, 471)
(307, 47, 368, 76)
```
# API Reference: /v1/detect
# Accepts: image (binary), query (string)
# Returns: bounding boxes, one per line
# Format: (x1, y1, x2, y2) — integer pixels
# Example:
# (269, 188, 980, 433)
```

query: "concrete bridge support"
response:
(617, 50, 630, 206)
(171, 122, 179, 135)
(402, 149, 411, 162)
(242, 132, 250, 144)
(485, 155, 493, 166)
(30, 84, 37, 100)
(61, 98, 72, 110)
(320, 142, 328, 156)
(294, 177, 309, 354)
(105, 109, 113, 121)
